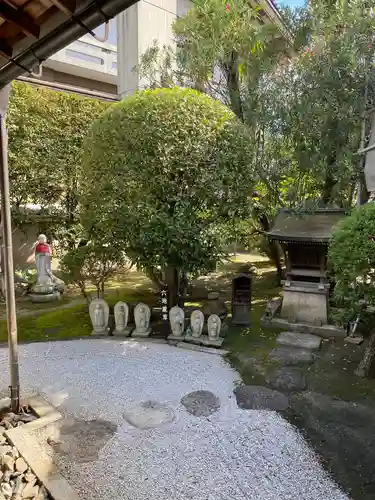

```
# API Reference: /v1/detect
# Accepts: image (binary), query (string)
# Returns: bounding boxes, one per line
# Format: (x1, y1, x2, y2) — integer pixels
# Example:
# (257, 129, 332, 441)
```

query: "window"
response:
(66, 49, 104, 65)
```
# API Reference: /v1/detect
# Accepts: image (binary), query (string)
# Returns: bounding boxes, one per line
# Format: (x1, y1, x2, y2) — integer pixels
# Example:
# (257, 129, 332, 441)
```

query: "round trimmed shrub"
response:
(329, 202, 375, 322)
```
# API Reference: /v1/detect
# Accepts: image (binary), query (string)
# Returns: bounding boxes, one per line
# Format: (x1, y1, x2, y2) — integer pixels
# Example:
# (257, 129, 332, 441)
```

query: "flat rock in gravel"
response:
(181, 390, 220, 417)
(266, 367, 307, 392)
(1, 483, 12, 498)
(15, 457, 27, 473)
(123, 401, 175, 429)
(0, 445, 11, 457)
(269, 346, 315, 365)
(1, 454, 14, 470)
(276, 331, 322, 351)
(234, 385, 289, 411)
(21, 483, 38, 499)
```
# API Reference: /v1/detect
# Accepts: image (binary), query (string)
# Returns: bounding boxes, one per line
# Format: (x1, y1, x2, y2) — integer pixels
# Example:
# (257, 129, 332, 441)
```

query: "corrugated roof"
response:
(267, 209, 347, 243)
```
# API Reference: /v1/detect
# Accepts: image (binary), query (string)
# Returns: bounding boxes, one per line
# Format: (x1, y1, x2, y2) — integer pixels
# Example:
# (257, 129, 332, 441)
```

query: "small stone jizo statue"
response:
(204, 314, 224, 347)
(190, 310, 204, 338)
(168, 306, 185, 339)
(89, 299, 109, 335)
(132, 303, 152, 337)
(114, 301, 131, 336)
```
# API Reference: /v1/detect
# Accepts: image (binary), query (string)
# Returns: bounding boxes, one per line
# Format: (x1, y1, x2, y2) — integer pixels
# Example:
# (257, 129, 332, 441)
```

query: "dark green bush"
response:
(329, 203, 375, 323)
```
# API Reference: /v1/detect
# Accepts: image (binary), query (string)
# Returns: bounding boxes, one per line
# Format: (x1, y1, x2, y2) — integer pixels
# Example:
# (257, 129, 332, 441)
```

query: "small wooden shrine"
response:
(267, 209, 346, 325)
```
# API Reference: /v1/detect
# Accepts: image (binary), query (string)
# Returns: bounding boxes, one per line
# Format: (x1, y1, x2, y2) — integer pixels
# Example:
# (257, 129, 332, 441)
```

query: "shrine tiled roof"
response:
(267, 209, 347, 243)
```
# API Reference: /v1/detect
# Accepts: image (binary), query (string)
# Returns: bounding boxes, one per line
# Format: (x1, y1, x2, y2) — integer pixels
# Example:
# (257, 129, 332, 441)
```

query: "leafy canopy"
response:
(82, 87, 256, 275)
(7, 82, 111, 246)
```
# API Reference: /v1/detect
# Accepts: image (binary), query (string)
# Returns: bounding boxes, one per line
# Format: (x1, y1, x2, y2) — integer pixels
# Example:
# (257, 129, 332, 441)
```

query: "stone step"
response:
(276, 331, 322, 351)
(269, 346, 315, 365)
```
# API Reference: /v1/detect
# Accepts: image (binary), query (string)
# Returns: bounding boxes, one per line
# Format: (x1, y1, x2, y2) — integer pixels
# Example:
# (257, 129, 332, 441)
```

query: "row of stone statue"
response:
(89, 299, 223, 347)
(167, 305, 223, 347)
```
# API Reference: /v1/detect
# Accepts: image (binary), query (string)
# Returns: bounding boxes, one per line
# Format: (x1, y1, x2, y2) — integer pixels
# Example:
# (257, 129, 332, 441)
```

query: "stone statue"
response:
(168, 306, 185, 339)
(89, 299, 109, 335)
(34, 234, 53, 286)
(29, 234, 65, 303)
(114, 302, 131, 336)
(203, 314, 224, 347)
(190, 310, 204, 338)
(208, 314, 221, 339)
(132, 303, 152, 337)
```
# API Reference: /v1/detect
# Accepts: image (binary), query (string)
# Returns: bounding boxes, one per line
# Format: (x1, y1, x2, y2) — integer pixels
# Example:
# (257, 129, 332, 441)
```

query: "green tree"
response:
(138, 0, 375, 282)
(7, 82, 111, 250)
(329, 203, 375, 324)
(61, 243, 129, 301)
(269, 0, 375, 207)
(81, 87, 257, 306)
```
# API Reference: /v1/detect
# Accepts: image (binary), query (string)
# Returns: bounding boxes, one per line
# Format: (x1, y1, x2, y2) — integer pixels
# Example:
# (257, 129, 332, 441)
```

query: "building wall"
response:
(29, 67, 117, 96)
(117, 0, 183, 98)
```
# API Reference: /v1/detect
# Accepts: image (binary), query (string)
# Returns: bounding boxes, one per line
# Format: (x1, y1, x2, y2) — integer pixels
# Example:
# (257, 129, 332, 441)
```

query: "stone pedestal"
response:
(201, 335, 224, 348)
(184, 333, 202, 345)
(167, 333, 185, 341)
(132, 328, 152, 338)
(113, 327, 133, 337)
(281, 280, 329, 326)
(29, 284, 60, 303)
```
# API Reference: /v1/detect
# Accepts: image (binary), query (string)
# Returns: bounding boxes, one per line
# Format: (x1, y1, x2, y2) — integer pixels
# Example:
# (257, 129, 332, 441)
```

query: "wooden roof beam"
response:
(0, 39, 12, 58)
(0, 2, 40, 38)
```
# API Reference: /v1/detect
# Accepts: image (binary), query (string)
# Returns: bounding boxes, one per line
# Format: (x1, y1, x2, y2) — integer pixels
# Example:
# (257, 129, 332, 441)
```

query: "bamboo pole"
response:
(0, 85, 20, 412)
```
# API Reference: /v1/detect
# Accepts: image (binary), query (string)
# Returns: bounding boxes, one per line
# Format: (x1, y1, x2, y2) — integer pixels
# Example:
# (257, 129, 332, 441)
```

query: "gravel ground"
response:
(0, 339, 349, 500)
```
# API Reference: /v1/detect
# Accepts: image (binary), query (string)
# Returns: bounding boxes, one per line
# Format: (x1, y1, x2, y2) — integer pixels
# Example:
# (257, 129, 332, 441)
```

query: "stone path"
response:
(266, 331, 322, 392)
(0, 339, 348, 500)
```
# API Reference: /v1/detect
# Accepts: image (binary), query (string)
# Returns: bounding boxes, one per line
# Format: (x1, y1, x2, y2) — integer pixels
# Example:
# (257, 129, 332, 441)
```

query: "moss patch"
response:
(0, 304, 91, 343)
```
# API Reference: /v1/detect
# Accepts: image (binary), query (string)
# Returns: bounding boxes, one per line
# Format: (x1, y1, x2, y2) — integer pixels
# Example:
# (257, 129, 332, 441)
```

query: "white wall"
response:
(117, 0, 191, 98)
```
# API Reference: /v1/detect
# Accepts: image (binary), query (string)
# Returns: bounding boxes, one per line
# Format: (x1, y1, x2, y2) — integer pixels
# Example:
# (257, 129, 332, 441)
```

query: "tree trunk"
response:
(256, 211, 283, 285)
(355, 331, 375, 378)
(224, 52, 244, 122)
(164, 266, 179, 309)
(144, 266, 165, 290)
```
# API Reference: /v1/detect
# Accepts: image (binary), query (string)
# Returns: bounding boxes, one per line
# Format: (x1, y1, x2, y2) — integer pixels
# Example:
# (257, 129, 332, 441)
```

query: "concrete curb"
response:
(2, 395, 79, 500)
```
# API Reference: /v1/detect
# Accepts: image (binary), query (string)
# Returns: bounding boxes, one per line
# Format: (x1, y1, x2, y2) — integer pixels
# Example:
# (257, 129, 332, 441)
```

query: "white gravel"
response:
(0, 339, 349, 500)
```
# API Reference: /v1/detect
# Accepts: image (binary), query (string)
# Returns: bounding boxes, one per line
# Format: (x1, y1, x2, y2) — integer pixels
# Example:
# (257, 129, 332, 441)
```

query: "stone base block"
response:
(113, 327, 133, 337)
(281, 281, 329, 325)
(167, 333, 185, 341)
(29, 291, 60, 303)
(132, 328, 152, 338)
(184, 334, 203, 345)
(201, 335, 224, 347)
(91, 328, 109, 336)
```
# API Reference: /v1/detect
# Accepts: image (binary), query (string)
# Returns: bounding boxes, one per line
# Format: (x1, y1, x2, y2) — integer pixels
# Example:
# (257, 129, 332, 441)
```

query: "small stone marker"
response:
(234, 385, 289, 411)
(276, 331, 322, 351)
